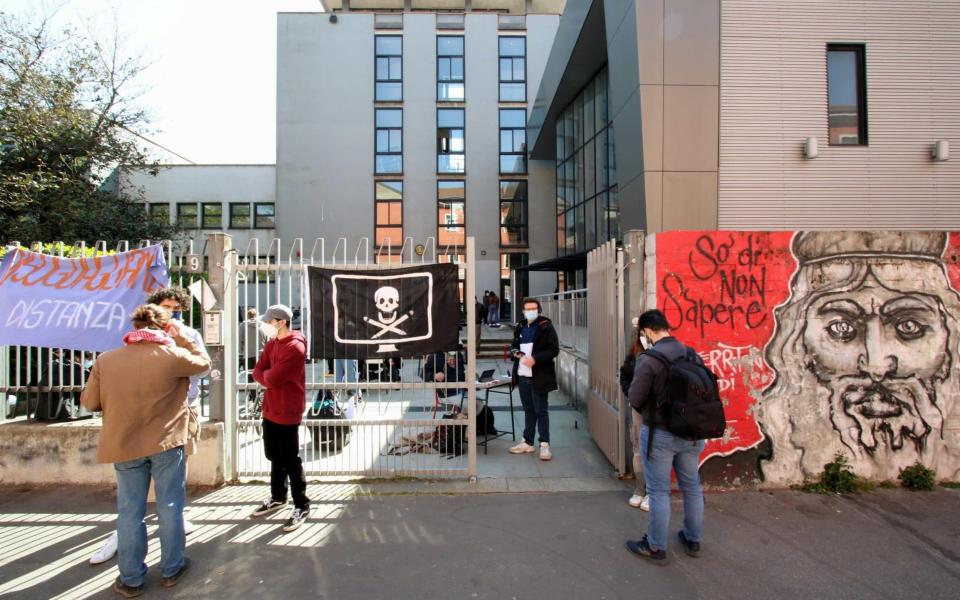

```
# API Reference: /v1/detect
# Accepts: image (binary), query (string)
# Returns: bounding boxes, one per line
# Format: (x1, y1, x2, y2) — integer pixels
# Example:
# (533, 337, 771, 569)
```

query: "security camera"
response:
(329, 14, 338, 24)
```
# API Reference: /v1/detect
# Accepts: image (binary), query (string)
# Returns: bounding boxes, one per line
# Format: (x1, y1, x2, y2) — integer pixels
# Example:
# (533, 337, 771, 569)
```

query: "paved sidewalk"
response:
(1, 483, 958, 599)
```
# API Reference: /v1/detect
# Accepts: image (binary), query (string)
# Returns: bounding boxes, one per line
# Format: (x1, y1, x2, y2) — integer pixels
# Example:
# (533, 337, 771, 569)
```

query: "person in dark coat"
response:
(508, 298, 559, 460)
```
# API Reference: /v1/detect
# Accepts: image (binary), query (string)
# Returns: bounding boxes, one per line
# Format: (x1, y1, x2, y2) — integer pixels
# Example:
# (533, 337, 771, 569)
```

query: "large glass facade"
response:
(554, 68, 617, 257)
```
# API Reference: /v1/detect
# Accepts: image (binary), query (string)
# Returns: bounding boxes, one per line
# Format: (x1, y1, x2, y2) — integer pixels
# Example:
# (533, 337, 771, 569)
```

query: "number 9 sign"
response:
(185, 254, 203, 274)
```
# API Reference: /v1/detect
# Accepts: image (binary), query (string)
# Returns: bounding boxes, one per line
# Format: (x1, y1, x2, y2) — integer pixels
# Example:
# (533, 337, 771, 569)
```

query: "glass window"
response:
(437, 181, 465, 247)
(230, 203, 251, 228)
(437, 36, 465, 101)
(149, 203, 169, 225)
(375, 108, 402, 174)
(375, 181, 402, 249)
(177, 203, 198, 229)
(201, 203, 222, 229)
(499, 38, 526, 102)
(499, 108, 526, 174)
(437, 109, 465, 174)
(375, 35, 402, 102)
(827, 44, 868, 145)
(500, 180, 528, 247)
(254, 203, 275, 229)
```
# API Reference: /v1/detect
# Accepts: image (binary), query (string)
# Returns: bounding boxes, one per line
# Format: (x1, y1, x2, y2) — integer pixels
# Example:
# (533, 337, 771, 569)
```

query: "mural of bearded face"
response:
(761, 231, 960, 484)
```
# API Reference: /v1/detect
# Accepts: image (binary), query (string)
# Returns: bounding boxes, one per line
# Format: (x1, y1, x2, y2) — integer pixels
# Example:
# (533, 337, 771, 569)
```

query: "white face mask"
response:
(523, 310, 539, 323)
(259, 321, 279, 340)
(638, 333, 650, 350)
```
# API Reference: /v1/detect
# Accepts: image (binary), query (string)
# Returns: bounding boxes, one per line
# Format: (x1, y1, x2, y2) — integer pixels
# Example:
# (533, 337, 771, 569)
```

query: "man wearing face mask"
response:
(249, 304, 310, 532)
(508, 298, 559, 460)
(89, 287, 209, 566)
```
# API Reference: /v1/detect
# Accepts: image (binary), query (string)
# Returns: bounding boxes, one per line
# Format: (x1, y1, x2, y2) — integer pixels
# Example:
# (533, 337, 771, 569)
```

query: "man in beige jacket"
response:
(81, 305, 210, 598)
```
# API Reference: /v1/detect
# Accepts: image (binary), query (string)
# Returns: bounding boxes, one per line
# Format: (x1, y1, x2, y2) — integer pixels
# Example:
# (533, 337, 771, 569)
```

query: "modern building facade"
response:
(530, 0, 960, 288)
(277, 0, 565, 313)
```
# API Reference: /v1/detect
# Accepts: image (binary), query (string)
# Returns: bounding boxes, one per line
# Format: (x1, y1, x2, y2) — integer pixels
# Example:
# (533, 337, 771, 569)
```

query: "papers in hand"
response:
(517, 342, 534, 377)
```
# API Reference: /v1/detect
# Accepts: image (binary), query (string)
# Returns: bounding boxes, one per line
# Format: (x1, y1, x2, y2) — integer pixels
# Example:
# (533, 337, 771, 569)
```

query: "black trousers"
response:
(262, 418, 309, 509)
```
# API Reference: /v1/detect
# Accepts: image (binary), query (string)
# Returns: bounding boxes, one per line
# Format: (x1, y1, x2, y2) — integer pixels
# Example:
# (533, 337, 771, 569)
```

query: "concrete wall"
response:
(0, 421, 225, 487)
(121, 165, 276, 252)
(646, 230, 960, 486)
(720, 0, 960, 229)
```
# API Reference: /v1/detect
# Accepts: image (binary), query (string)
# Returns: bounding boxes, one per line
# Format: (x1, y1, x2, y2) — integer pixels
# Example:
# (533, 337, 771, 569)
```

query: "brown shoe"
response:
(161, 557, 190, 588)
(113, 577, 143, 598)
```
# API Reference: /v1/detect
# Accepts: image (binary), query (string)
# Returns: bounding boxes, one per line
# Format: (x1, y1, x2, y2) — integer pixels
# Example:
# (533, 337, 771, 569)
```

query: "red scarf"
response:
(122, 328, 174, 346)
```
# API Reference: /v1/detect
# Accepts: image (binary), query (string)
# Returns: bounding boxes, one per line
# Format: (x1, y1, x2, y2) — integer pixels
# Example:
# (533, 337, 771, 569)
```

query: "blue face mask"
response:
(524, 310, 539, 323)
(171, 311, 183, 321)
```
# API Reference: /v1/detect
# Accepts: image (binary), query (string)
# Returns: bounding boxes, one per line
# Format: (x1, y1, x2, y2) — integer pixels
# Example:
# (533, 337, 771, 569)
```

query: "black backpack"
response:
(310, 393, 350, 452)
(644, 347, 726, 447)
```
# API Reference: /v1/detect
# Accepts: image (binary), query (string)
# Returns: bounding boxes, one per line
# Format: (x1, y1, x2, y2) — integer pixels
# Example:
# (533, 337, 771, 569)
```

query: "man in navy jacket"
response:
(508, 298, 560, 460)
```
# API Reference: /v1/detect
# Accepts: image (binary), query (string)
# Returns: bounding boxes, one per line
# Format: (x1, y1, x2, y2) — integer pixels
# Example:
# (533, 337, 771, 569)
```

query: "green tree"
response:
(0, 10, 179, 244)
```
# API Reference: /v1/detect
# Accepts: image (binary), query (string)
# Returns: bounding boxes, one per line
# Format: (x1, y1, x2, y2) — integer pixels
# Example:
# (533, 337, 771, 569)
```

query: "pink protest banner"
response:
(0, 245, 169, 352)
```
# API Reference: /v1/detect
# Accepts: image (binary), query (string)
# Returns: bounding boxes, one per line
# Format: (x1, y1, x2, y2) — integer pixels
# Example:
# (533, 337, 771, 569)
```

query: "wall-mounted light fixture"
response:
(933, 140, 950, 162)
(803, 137, 819, 160)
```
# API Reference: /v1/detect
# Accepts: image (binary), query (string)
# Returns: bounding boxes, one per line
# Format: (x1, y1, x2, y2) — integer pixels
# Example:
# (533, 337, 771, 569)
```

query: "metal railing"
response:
(529, 288, 588, 356)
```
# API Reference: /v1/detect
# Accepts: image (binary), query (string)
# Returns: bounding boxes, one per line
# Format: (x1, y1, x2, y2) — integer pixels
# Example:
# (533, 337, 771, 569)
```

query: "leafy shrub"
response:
(797, 452, 862, 494)
(898, 462, 935, 491)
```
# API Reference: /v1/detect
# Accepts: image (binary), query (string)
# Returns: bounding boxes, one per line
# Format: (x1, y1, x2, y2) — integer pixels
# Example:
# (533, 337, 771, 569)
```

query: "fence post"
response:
(466, 236, 478, 482)
(205, 234, 232, 423)
(0, 346, 8, 422)
(222, 240, 239, 481)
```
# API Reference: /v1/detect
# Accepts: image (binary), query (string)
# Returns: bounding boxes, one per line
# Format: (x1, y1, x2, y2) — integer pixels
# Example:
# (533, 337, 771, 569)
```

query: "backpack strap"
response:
(640, 348, 672, 459)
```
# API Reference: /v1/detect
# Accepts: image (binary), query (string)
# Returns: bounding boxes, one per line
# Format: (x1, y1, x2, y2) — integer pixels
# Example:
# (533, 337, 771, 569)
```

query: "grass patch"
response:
(939, 481, 960, 490)
(793, 452, 865, 494)
(899, 462, 936, 491)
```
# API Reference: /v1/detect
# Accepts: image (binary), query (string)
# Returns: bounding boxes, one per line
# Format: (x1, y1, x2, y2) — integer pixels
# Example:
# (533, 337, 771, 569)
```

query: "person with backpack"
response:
(508, 298, 559, 461)
(625, 309, 724, 564)
(619, 327, 649, 512)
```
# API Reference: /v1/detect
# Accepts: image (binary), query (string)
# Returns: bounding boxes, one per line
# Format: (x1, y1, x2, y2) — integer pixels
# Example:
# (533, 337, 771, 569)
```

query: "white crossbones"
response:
(364, 310, 414, 339)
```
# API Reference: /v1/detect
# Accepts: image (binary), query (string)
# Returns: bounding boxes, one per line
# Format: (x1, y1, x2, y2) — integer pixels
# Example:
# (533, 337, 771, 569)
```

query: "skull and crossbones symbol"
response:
(363, 286, 414, 339)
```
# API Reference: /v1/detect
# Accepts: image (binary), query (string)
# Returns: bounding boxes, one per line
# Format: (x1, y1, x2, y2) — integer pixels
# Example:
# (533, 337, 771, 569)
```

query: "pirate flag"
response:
(305, 263, 461, 359)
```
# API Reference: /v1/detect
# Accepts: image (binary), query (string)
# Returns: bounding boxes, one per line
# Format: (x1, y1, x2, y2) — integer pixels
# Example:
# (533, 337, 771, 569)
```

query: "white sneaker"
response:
(89, 531, 118, 565)
(509, 441, 535, 454)
(183, 519, 197, 535)
(539, 442, 552, 461)
(629, 494, 650, 512)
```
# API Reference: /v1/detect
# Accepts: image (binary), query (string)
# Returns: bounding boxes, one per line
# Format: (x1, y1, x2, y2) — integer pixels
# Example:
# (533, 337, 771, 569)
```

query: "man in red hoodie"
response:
(248, 304, 310, 531)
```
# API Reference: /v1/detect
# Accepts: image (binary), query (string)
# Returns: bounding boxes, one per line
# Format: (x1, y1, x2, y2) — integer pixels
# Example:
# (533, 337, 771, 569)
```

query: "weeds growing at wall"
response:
(898, 462, 936, 491)
(940, 481, 960, 489)
(794, 452, 863, 494)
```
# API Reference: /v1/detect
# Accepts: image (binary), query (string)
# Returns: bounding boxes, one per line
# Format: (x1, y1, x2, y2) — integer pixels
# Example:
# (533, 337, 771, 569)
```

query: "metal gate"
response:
(586, 240, 626, 474)
(224, 236, 478, 481)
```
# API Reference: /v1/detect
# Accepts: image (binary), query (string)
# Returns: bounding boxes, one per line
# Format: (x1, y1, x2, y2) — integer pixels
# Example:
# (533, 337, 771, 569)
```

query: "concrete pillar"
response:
(621, 229, 645, 348)
(205, 233, 233, 423)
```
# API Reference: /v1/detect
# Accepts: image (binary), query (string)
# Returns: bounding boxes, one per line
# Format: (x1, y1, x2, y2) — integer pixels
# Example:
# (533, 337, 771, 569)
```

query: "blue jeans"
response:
(639, 425, 704, 552)
(334, 359, 358, 384)
(487, 305, 499, 325)
(517, 377, 549, 445)
(114, 446, 186, 586)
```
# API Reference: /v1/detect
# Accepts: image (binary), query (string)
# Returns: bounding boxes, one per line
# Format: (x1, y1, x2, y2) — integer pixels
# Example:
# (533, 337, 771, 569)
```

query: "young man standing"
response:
(625, 309, 705, 564)
(249, 304, 310, 532)
(508, 298, 559, 461)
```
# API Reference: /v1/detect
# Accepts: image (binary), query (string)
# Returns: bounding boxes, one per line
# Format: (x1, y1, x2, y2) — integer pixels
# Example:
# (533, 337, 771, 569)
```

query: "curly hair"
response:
(130, 304, 171, 330)
(146, 287, 191, 310)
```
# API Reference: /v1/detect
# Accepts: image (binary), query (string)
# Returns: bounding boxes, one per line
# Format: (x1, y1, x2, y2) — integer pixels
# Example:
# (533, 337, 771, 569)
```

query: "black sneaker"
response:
(161, 557, 190, 588)
(625, 536, 668, 564)
(113, 576, 143, 598)
(250, 499, 286, 517)
(678, 530, 701, 557)
(283, 507, 309, 532)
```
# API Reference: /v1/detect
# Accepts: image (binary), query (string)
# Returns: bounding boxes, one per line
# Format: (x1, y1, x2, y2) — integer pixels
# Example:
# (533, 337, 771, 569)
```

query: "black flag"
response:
(305, 264, 461, 359)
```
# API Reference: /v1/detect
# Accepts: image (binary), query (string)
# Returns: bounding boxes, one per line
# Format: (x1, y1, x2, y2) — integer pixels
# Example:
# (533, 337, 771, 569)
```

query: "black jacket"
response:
(627, 336, 703, 430)
(423, 351, 466, 398)
(510, 316, 560, 393)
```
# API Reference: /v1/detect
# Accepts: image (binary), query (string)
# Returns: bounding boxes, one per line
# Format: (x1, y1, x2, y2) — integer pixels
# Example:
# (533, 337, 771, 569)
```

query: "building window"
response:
(500, 180, 528, 247)
(499, 108, 526, 174)
(375, 180, 403, 250)
(149, 203, 169, 225)
(439, 252, 466, 306)
(375, 13, 403, 29)
(437, 180, 465, 248)
(375, 108, 403, 174)
(437, 35, 464, 101)
(499, 36, 526, 102)
(375, 35, 402, 102)
(254, 203, 275, 229)
(827, 44, 868, 145)
(177, 203, 198, 229)
(437, 13, 464, 30)
(500, 252, 528, 320)
(498, 15, 526, 30)
(554, 68, 616, 257)
(437, 108, 465, 174)
(230, 203, 251, 228)
(201, 203, 222, 229)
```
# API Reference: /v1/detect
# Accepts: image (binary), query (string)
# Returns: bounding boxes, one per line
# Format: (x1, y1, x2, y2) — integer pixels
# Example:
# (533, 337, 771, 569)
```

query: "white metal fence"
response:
(531, 288, 588, 356)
